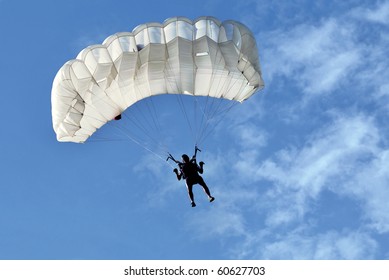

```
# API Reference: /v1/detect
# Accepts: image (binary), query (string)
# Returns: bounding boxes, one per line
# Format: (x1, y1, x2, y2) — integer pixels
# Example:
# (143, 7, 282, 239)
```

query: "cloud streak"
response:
(262, 18, 362, 99)
(351, 1, 389, 25)
(235, 113, 381, 228)
(234, 227, 378, 259)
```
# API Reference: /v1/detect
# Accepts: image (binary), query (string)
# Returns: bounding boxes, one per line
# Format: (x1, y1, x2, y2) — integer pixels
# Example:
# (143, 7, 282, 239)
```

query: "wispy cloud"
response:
(260, 1, 389, 113)
(351, 0, 389, 25)
(187, 204, 247, 239)
(241, 113, 380, 226)
(234, 227, 378, 259)
(183, 150, 263, 239)
(341, 150, 389, 234)
(262, 18, 362, 99)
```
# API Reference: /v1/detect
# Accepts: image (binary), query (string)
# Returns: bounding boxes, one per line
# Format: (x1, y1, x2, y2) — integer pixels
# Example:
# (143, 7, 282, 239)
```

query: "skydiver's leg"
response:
(185, 180, 196, 207)
(197, 176, 214, 202)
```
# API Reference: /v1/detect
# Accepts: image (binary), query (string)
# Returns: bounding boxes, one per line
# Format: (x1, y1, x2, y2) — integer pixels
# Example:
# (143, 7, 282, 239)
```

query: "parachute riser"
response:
(166, 153, 179, 163)
(167, 145, 201, 163)
(194, 145, 201, 158)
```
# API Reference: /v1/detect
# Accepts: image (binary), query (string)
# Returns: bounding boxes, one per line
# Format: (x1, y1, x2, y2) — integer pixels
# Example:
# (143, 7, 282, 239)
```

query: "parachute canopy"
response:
(51, 16, 264, 143)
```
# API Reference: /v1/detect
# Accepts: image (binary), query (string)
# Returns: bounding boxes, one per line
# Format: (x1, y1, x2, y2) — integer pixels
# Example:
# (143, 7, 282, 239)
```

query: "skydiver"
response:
(168, 147, 215, 207)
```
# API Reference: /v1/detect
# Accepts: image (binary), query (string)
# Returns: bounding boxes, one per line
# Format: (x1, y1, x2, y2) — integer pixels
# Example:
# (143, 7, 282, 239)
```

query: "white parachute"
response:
(51, 16, 264, 144)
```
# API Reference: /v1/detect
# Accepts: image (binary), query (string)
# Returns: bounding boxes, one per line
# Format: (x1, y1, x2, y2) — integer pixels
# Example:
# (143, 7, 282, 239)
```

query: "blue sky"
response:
(1, 0, 389, 260)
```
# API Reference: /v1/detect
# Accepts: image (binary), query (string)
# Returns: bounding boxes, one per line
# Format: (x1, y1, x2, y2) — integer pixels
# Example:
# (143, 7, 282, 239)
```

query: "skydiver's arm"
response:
(191, 145, 201, 162)
(173, 168, 182, 180)
(197, 161, 204, 174)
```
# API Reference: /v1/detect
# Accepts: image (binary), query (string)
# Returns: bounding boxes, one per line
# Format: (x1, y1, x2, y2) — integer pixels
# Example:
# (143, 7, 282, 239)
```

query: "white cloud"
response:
(241, 124, 268, 146)
(345, 2, 389, 108)
(232, 113, 382, 228)
(187, 206, 247, 238)
(263, 18, 362, 98)
(352, 1, 389, 25)
(132, 152, 184, 208)
(351, 38, 389, 108)
(341, 150, 389, 233)
(237, 228, 378, 259)
(175, 142, 265, 240)
(133, 153, 159, 175)
(223, 109, 389, 258)
(185, 173, 262, 239)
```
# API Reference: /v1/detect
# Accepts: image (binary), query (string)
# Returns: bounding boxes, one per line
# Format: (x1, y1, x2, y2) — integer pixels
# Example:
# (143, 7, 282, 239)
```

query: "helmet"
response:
(181, 154, 189, 162)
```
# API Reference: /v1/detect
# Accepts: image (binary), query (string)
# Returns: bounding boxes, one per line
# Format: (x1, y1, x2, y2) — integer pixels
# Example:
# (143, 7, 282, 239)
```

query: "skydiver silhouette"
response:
(169, 147, 215, 207)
